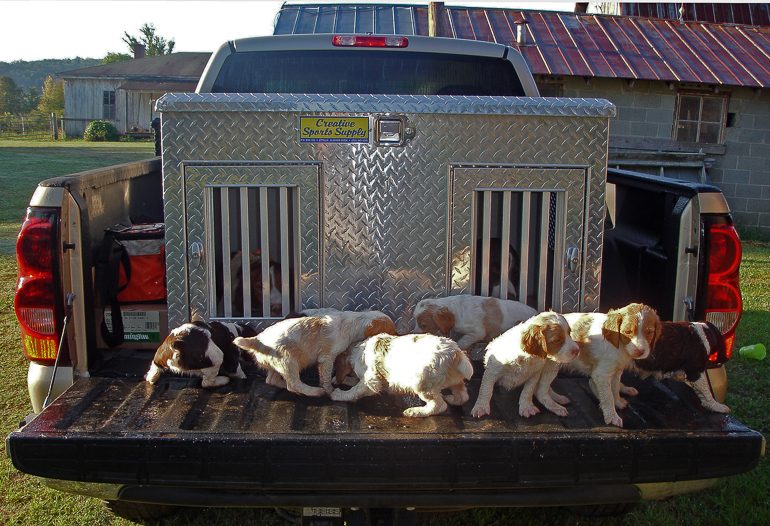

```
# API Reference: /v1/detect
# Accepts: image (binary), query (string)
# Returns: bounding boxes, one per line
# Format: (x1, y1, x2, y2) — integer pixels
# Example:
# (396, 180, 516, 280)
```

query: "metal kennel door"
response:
(184, 164, 321, 329)
(451, 166, 589, 313)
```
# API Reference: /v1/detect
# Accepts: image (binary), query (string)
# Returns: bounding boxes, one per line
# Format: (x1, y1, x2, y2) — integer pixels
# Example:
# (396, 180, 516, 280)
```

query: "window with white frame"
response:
(674, 92, 728, 144)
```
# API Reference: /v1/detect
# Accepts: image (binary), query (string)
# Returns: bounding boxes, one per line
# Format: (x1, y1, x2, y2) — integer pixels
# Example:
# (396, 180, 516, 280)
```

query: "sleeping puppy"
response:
(623, 321, 730, 413)
(414, 294, 537, 350)
(331, 333, 473, 417)
(145, 320, 255, 387)
(234, 310, 397, 397)
(563, 303, 661, 427)
(471, 311, 579, 419)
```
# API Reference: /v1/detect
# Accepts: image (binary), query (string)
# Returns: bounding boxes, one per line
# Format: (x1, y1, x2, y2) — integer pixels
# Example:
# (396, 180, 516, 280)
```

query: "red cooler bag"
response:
(96, 223, 166, 347)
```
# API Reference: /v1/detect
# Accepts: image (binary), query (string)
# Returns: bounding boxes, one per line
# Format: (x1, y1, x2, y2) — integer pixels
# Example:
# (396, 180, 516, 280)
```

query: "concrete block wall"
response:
(560, 77, 770, 238)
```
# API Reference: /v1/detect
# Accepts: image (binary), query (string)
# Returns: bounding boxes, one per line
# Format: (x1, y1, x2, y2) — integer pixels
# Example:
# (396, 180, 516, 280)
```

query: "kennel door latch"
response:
(190, 241, 204, 268)
(566, 246, 580, 274)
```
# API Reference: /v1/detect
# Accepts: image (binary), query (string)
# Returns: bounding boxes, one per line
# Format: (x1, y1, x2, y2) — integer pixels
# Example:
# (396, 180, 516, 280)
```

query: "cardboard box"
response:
(96, 303, 169, 349)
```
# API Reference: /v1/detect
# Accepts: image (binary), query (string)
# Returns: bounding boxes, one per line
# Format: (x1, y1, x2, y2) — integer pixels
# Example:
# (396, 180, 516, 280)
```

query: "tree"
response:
(101, 52, 132, 65)
(122, 23, 175, 57)
(20, 86, 40, 114)
(0, 75, 23, 114)
(37, 76, 64, 115)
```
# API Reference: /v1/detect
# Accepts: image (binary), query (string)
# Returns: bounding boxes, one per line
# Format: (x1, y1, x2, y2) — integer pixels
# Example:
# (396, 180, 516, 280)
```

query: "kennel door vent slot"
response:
(471, 189, 567, 312)
(207, 184, 300, 320)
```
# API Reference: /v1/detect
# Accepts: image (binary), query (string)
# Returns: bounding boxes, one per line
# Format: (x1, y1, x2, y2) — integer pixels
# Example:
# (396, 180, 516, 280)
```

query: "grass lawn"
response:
(0, 142, 767, 525)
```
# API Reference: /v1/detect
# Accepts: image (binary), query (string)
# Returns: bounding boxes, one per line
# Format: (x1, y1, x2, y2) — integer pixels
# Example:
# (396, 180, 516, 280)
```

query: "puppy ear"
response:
(602, 311, 622, 347)
(365, 317, 397, 337)
(433, 307, 456, 335)
(648, 309, 661, 347)
(521, 324, 548, 359)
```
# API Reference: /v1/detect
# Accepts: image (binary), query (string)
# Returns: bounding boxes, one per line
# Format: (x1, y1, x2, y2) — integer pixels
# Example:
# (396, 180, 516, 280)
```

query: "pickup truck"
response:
(6, 34, 765, 524)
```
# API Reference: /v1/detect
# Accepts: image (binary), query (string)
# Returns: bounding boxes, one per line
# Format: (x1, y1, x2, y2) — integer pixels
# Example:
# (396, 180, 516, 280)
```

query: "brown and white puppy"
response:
(563, 303, 661, 427)
(624, 321, 729, 413)
(331, 333, 473, 417)
(229, 250, 283, 317)
(145, 320, 255, 388)
(471, 311, 580, 419)
(414, 294, 537, 350)
(234, 310, 397, 397)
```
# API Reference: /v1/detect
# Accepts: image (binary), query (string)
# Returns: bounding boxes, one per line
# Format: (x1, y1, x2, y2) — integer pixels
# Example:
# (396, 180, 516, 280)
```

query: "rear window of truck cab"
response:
(211, 50, 526, 96)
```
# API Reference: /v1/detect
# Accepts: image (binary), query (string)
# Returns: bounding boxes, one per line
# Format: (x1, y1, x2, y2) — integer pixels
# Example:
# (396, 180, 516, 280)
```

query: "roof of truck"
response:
(274, 3, 770, 89)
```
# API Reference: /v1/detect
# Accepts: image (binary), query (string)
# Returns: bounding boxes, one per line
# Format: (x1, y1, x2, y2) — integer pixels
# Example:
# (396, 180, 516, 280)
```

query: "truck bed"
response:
(8, 351, 763, 500)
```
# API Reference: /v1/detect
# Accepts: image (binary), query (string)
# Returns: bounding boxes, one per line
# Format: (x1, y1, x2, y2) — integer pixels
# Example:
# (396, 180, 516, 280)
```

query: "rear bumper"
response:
(42, 478, 718, 508)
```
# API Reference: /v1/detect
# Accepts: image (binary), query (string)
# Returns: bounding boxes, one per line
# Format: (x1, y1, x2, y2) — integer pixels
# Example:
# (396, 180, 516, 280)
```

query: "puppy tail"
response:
(455, 352, 474, 380)
(233, 336, 270, 355)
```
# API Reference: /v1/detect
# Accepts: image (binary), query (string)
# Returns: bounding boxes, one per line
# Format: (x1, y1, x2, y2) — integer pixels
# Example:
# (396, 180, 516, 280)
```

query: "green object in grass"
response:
(739, 343, 766, 360)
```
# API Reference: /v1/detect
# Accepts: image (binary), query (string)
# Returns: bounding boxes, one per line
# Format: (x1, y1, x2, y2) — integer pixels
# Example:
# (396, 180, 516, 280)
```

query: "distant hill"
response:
(0, 58, 102, 90)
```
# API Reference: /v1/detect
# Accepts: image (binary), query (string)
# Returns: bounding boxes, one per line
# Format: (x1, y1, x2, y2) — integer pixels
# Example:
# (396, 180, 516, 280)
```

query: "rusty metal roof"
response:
(622, 3, 770, 27)
(274, 3, 770, 88)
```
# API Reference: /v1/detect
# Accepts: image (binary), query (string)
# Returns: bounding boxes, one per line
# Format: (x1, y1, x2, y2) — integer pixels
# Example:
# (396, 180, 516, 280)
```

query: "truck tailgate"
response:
(8, 356, 763, 490)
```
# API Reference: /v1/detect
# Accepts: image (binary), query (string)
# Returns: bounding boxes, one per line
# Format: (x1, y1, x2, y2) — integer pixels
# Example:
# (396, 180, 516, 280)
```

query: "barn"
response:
(59, 52, 209, 138)
(273, 2, 770, 238)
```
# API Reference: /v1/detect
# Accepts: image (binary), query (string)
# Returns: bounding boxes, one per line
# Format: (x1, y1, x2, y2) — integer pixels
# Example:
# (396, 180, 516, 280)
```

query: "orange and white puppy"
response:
(331, 333, 473, 417)
(563, 303, 661, 427)
(470, 311, 580, 419)
(414, 294, 537, 350)
(234, 310, 396, 397)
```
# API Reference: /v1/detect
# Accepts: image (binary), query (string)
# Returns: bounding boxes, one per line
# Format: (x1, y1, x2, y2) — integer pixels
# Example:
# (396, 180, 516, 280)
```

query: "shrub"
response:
(84, 120, 120, 142)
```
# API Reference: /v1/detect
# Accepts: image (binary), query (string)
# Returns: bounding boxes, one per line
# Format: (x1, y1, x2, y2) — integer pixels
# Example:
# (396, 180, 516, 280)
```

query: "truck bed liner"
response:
(8, 353, 763, 491)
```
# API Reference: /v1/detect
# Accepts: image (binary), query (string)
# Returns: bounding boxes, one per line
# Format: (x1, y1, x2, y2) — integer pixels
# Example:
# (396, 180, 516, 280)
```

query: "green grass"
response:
(0, 140, 154, 224)
(0, 142, 767, 525)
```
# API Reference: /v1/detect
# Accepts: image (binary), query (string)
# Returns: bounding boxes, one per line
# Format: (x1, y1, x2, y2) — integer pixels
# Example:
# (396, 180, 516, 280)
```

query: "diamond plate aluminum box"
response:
(158, 94, 615, 330)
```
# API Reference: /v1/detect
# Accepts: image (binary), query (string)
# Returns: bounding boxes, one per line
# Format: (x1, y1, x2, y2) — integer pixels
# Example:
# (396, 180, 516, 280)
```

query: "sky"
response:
(0, 0, 576, 63)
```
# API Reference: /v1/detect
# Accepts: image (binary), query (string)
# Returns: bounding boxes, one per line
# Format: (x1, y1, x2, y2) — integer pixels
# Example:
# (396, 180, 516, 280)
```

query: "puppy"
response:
(563, 303, 661, 427)
(229, 250, 283, 317)
(234, 310, 397, 396)
(145, 320, 255, 387)
(414, 294, 537, 350)
(625, 321, 729, 413)
(471, 311, 580, 419)
(331, 333, 473, 417)
(475, 238, 521, 300)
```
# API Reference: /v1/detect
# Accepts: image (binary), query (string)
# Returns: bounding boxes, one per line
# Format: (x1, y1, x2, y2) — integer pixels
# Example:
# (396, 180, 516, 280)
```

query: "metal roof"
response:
(622, 3, 770, 27)
(274, 3, 770, 88)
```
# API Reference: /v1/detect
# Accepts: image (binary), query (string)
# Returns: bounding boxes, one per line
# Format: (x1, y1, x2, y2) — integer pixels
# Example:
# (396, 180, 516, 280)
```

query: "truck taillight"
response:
(703, 220, 742, 361)
(332, 35, 408, 47)
(15, 208, 66, 365)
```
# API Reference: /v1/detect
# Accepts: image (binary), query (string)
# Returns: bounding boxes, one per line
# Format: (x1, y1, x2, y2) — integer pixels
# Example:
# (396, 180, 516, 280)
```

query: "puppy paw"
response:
(519, 404, 540, 418)
(550, 393, 571, 405)
(470, 404, 490, 418)
(615, 397, 629, 409)
(444, 391, 470, 406)
(605, 413, 623, 427)
(202, 376, 230, 388)
(707, 402, 731, 413)
(620, 385, 638, 396)
(547, 404, 569, 417)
